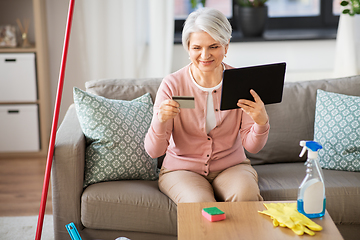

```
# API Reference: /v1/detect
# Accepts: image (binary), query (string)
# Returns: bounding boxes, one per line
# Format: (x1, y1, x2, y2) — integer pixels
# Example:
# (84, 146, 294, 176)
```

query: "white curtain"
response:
(73, 0, 174, 80)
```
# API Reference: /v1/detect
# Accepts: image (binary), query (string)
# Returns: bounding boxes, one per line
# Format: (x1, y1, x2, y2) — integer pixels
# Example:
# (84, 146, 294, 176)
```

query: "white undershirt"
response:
(189, 63, 225, 134)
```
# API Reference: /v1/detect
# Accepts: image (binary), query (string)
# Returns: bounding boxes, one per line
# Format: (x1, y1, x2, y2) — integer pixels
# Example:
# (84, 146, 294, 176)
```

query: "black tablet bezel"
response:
(220, 62, 286, 111)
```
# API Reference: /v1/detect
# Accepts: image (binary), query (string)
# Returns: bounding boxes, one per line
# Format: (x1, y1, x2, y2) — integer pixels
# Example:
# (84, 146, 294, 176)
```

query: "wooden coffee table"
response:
(178, 201, 343, 240)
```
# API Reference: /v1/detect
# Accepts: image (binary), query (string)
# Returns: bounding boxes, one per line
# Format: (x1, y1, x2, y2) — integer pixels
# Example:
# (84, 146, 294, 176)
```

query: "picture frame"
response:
(0, 25, 17, 47)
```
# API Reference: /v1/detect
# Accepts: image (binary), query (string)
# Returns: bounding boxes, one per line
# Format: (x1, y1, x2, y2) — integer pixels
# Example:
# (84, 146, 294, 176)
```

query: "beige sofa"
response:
(52, 75, 360, 240)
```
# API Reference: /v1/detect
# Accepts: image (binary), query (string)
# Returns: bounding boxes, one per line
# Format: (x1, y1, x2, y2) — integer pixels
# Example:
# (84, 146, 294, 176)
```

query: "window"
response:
(265, 0, 339, 29)
(174, 0, 340, 41)
(333, 0, 342, 15)
(174, 0, 233, 34)
(267, 0, 321, 18)
(174, 0, 233, 19)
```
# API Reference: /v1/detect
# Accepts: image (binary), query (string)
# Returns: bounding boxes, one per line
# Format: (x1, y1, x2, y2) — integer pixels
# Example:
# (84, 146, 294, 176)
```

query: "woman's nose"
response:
(201, 49, 209, 59)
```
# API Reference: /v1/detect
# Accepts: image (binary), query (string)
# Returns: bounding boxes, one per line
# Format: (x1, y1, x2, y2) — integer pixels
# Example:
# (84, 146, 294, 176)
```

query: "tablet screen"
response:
(220, 62, 286, 111)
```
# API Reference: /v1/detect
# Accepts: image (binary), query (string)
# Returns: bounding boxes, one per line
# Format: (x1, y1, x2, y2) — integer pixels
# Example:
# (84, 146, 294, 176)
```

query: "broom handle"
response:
(35, 0, 75, 239)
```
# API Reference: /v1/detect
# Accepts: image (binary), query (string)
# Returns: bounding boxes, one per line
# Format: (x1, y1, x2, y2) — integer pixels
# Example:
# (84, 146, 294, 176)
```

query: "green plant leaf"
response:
(342, 9, 351, 14)
(341, 1, 349, 6)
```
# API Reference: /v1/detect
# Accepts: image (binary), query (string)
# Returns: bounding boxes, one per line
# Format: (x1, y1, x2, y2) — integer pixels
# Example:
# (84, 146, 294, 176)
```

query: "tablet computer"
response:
(220, 62, 286, 111)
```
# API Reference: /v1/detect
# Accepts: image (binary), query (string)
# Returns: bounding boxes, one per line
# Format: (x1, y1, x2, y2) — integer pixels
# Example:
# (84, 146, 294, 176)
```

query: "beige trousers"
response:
(158, 159, 263, 204)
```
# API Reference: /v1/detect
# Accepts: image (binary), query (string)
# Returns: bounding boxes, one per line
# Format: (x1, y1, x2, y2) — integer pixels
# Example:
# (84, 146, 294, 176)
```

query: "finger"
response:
(160, 100, 179, 112)
(250, 89, 264, 104)
(161, 111, 179, 119)
(158, 103, 180, 122)
(161, 105, 180, 115)
(238, 99, 256, 108)
(163, 99, 180, 108)
(237, 103, 252, 115)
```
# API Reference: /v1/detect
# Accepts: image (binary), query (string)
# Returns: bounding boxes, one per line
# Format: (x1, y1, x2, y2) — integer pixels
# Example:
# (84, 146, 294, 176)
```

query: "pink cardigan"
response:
(144, 63, 270, 176)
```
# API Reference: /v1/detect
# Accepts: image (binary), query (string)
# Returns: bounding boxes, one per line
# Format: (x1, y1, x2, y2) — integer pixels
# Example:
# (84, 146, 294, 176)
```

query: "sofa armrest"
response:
(51, 104, 85, 240)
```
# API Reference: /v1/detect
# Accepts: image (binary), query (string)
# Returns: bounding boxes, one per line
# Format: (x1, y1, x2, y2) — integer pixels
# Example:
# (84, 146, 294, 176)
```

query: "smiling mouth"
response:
(200, 60, 213, 64)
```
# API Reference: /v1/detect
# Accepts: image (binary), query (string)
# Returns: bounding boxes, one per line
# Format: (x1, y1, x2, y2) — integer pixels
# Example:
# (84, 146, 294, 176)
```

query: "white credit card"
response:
(172, 96, 195, 109)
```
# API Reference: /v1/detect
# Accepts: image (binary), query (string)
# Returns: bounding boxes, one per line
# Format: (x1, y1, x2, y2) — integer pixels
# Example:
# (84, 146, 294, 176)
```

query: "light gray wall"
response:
(172, 40, 337, 82)
(46, 0, 89, 125)
(46, 0, 338, 123)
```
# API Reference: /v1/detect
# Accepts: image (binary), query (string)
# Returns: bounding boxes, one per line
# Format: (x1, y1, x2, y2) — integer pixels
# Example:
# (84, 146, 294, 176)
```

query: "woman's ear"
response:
(225, 43, 229, 55)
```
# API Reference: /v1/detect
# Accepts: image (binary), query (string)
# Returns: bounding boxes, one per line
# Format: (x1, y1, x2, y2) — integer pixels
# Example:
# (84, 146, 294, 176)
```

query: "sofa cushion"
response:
(247, 75, 360, 165)
(314, 90, 360, 172)
(85, 78, 163, 103)
(73, 88, 158, 187)
(254, 162, 360, 225)
(81, 181, 177, 235)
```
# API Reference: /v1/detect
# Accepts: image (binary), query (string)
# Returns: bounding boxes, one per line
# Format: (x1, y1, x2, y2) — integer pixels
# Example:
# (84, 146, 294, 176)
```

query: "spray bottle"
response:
(297, 140, 326, 218)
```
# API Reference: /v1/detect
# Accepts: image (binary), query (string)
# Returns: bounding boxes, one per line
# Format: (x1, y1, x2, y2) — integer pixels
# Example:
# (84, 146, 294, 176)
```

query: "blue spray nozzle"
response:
(299, 141, 322, 158)
(305, 141, 322, 152)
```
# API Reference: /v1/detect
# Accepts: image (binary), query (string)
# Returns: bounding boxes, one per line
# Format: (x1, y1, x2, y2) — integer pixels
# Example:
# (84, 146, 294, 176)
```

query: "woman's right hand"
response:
(157, 99, 180, 123)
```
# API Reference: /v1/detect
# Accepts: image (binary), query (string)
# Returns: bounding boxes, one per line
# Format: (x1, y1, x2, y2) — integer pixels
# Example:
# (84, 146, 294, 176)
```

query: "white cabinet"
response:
(0, 53, 37, 102)
(0, 104, 40, 152)
(0, 53, 40, 152)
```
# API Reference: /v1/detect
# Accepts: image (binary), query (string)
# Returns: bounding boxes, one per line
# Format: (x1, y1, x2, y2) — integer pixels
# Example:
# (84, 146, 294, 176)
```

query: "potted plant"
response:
(340, 0, 360, 15)
(234, 0, 268, 37)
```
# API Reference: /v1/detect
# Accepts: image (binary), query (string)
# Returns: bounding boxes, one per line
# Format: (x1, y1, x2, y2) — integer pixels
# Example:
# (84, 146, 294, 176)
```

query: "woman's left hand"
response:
(237, 89, 269, 126)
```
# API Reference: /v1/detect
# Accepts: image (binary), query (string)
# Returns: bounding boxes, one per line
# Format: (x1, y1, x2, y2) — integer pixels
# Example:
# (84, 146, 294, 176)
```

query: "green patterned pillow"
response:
(314, 89, 360, 172)
(73, 87, 158, 187)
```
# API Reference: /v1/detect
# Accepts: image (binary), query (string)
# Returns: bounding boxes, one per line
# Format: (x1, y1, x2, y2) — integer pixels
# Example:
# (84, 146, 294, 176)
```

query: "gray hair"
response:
(182, 8, 232, 52)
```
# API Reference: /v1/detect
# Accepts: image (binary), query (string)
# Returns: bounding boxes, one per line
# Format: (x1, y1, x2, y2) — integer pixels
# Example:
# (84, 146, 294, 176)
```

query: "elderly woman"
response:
(144, 8, 269, 204)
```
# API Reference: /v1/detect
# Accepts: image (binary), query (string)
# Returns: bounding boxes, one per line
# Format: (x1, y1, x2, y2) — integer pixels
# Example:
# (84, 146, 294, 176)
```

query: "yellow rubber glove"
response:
(258, 202, 322, 236)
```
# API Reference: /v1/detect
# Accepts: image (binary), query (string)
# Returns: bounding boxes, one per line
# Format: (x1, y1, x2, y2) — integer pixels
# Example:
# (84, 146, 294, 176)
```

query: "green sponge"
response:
(202, 207, 226, 222)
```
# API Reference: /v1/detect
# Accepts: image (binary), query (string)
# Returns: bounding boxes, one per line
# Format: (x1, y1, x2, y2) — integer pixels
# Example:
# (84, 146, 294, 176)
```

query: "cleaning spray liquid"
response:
(297, 141, 326, 218)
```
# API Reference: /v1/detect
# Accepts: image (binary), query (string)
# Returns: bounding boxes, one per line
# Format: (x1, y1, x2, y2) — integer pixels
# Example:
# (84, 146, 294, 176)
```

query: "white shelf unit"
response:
(0, 0, 51, 158)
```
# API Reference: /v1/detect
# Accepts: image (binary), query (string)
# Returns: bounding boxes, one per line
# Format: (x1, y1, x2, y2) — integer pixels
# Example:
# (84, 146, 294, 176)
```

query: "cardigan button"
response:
(215, 109, 219, 111)
(204, 171, 207, 174)
(208, 137, 211, 140)
(214, 90, 217, 93)
(207, 155, 209, 157)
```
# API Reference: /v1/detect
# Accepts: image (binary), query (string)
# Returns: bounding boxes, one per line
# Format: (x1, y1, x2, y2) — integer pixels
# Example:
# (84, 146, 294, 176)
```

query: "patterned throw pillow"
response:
(314, 89, 360, 172)
(73, 87, 158, 187)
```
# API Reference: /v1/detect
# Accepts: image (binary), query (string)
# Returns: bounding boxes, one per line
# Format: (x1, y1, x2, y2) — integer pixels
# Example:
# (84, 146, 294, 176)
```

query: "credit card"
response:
(172, 96, 195, 109)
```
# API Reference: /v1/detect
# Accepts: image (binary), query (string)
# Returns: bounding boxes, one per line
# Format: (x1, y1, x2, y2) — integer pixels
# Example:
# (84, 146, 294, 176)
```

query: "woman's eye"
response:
(211, 46, 219, 49)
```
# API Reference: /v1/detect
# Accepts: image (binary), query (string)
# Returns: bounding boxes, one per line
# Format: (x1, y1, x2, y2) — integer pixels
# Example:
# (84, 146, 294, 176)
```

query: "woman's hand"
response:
(237, 89, 269, 126)
(158, 99, 180, 123)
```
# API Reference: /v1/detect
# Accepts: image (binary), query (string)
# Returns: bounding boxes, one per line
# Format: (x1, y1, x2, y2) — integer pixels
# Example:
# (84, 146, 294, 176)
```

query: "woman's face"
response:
(188, 31, 228, 74)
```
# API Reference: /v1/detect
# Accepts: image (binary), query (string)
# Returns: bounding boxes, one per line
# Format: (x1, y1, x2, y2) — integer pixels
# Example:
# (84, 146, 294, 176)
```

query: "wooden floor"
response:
(0, 157, 52, 216)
